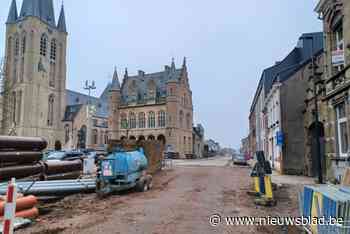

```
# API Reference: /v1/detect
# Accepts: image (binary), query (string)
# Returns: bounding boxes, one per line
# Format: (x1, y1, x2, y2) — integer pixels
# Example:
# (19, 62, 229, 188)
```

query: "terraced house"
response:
(315, 0, 350, 180)
(109, 58, 194, 158)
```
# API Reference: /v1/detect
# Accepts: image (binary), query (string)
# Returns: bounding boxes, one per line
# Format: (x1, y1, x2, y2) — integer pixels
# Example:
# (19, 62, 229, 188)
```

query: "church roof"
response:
(6, 0, 18, 24)
(120, 61, 183, 105)
(66, 90, 108, 118)
(7, 0, 67, 32)
(19, 0, 56, 27)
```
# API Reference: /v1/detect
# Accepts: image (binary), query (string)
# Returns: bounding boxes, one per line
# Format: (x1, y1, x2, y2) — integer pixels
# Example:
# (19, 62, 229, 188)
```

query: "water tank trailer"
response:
(96, 148, 153, 196)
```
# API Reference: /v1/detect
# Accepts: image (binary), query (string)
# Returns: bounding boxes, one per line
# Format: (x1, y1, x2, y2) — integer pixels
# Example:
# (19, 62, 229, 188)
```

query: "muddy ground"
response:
(17, 163, 303, 234)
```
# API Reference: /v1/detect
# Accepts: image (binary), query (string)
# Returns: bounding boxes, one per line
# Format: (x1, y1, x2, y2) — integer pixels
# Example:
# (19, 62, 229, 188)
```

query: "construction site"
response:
(0, 135, 311, 234)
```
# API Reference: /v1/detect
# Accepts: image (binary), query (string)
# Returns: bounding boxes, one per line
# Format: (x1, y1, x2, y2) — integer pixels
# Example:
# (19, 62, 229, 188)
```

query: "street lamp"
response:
(83, 80, 96, 148)
(302, 35, 324, 184)
(84, 80, 96, 105)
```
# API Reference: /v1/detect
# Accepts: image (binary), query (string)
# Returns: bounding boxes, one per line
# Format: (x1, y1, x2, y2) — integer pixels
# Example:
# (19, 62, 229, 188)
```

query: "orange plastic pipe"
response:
(15, 207, 39, 219)
(0, 195, 38, 216)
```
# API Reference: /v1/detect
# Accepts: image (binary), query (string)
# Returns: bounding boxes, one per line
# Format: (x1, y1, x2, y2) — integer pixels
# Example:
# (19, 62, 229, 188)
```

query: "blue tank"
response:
(101, 148, 148, 180)
(97, 147, 153, 196)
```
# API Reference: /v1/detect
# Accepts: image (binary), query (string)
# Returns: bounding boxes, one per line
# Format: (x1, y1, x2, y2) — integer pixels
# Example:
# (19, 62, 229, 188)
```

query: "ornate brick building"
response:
(315, 0, 350, 180)
(109, 58, 194, 158)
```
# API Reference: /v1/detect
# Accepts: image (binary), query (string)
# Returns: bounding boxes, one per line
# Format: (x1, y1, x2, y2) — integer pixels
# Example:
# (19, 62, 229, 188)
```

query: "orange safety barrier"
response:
(0, 195, 38, 216)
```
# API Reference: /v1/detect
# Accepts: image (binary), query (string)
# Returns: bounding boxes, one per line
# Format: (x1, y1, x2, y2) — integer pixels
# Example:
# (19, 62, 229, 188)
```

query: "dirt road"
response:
(18, 156, 301, 234)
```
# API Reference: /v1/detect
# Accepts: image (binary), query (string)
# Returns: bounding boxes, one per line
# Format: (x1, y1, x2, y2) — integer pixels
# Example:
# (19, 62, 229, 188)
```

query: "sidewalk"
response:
(271, 172, 315, 186)
(247, 159, 316, 186)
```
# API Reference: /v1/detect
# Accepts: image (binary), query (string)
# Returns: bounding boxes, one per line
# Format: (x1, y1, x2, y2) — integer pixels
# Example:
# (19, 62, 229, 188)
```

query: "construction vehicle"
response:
(96, 148, 153, 197)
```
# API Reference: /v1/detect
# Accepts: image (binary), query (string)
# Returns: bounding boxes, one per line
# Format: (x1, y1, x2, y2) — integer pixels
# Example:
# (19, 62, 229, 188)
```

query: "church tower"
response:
(109, 68, 121, 140)
(2, 0, 67, 148)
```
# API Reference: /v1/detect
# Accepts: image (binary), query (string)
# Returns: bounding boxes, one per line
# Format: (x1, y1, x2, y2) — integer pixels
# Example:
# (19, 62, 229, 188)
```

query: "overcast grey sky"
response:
(0, 0, 321, 148)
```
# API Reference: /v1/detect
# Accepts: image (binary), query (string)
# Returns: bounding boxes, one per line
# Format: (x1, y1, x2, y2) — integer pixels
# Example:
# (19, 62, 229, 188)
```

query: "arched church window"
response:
(15, 37, 19, 57)
(47, 95, 54, 126)
(21, 33, 26, 55)
(50, 39, 56, 61)
(40, 34, 47, 57)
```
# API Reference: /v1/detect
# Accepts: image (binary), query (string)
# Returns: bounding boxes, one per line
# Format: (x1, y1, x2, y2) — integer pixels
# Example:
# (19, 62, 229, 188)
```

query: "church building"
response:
(2, 0, 195, 158)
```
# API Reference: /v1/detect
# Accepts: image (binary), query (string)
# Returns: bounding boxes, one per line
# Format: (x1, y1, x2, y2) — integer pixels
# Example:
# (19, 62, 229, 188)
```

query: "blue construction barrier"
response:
(301, 185, 350, 234)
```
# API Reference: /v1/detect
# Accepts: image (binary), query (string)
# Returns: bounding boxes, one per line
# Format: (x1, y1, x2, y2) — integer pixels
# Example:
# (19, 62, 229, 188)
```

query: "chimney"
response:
(138, 70, 145, 77)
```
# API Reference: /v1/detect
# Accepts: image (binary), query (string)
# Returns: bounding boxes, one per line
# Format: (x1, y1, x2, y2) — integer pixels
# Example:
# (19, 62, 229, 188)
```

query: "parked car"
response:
(233, 154, 248, 165)
(46, 151, 85, 161)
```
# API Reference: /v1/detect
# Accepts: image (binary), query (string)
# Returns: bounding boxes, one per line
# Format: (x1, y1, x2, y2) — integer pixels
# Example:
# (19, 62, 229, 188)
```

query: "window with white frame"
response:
(334, 23, 344, 71)
(336, 102, 348, 157)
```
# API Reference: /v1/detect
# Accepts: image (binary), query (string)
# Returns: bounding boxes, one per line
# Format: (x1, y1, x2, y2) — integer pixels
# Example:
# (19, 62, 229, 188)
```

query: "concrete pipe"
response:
(0, 164, 44, 181)
(0, 151, 43, 164)
(44, 160, 82, 175)
(0, 136, 47, 151)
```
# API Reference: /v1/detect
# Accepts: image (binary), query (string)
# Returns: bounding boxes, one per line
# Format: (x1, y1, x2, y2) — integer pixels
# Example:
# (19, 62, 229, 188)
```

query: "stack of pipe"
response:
(0, 136, 47, 181)
(0, 179, 96, 196)
(0, 195, 39, 219)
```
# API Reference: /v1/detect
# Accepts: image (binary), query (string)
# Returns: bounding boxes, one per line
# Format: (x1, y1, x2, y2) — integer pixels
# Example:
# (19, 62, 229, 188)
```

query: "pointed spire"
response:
(111, 67, 121, 91)
(182, 57, 187, 68)
(7, 0, 18, 24)
(57, 4, 67, 32)
(124, 68, 129, 79)
(171, 57, 176, 70)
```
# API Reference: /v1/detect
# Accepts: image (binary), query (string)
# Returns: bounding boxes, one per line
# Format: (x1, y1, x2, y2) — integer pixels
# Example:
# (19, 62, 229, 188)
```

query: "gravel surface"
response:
(17, 159, 303, 234)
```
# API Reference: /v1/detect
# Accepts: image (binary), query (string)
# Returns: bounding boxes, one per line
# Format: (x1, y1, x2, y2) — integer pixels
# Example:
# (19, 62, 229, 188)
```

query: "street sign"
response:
(276, 131, 284, 146)
(332, 50, 345, 66)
